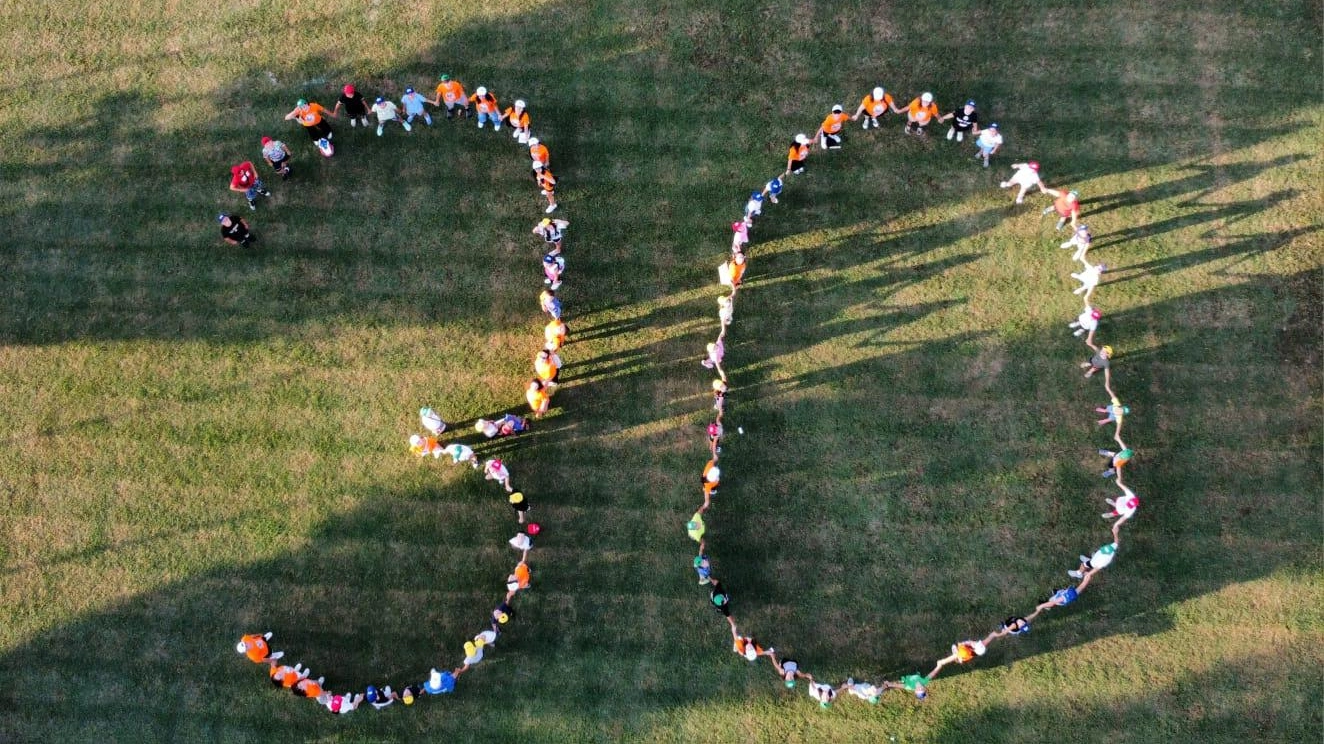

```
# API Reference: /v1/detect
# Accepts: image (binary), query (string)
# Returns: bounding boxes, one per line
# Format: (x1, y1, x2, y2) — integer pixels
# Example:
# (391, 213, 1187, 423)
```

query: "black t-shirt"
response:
(338, 92, 367, 116)
(221, 217, 249, 241)
(952, 108, 979, 131)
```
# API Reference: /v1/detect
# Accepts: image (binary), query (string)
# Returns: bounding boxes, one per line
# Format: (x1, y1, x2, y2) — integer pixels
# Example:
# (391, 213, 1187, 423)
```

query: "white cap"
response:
(409, 434, 423, 447)
(921, 92, 933, 103)
(528, 137, 539, 145)
(794, 133, 809, 145)
(514, 99, 525, 108)
(972, 641, 987, 656)
(476, 86, 487, 96)
(831, 104, 843, 113)
(872, 86, 884, 99)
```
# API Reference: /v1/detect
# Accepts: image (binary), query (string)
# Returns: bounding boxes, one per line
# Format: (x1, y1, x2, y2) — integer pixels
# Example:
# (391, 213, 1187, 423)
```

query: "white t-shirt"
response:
(1009, 164, 1041, 186)
(976, 130, 1003, 149)
(371, 101, 400, 122)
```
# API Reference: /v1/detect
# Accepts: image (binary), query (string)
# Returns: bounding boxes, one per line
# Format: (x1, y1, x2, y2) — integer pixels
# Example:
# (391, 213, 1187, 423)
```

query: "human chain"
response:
(689, 87, 1138, 707)
(232, 71, 569, 714)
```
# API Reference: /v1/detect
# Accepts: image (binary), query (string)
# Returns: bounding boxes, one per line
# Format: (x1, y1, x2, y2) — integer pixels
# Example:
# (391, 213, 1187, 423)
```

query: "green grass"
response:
(0, 0, 1321, 742)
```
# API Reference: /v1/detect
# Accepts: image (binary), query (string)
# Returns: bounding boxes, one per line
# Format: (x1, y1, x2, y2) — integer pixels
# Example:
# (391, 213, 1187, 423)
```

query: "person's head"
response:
(409, 434, 423, 448)
(526, 522, 541, 535)
(964, 99, 976, 112)
(514, 99, 526, 109)
(1089, 308, 1101, 320)
(260, 136, 272, 146)
(365, 686, 379, 704)
(920, 91, 933, 104)
(375, 96, 385, 104)
(988, 122, 998, 131)
(529, 137, 540, 146)
(795, 133, 810, 145)
(873, 86, 884, 100)
(476, 85, 488, 96)
(831, 104, 843, 113)
(296, 98, 308, 109)
(343, 84, 355, 96)
(405, 87, 414, 95)
(439, 73, 450, 82)
(1067, 189, 1079, 201)
(218, 213, 232, 226)
(914, 683, 927, 700)
(1028, 161, 1040, 171)
(402, 687, 416, 705)
(1101, 345, 1113, 358)
(542, 254, 556, 267)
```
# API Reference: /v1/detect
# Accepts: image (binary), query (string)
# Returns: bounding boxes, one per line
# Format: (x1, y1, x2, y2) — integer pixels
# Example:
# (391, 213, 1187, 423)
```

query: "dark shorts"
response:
(304, 120, 332, 139)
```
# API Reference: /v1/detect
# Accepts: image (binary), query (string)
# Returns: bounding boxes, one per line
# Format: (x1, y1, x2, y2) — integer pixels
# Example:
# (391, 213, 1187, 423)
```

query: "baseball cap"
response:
(966, 99, 976, 107)
(217, 214, 229, 223)
(873, 86, 884, 99)
(921, 91, 933, 103)
(989, 122, 998, 129)
(260, 136, 272, 145)
(476, 86, 487, 96)
(509, 492, 525, 504)
(795, 133, 810, 145)
(1028, 161, 1040, 171)
(526, 522, 541, 535)
(1068, 189, 1079, 199)
(1090, 308, 1102, 319)
(405, 87, 414, 94)
(528, 137, 540, 145)
(343, 84, 355, 96)
(832, 104, 843, 112)
(1101, 345, 1114, 355)
(296, 98, 307, 107)
(375, 96, 385, 104)
(440, 74, 450, 81)
(514, 99, 526, 108)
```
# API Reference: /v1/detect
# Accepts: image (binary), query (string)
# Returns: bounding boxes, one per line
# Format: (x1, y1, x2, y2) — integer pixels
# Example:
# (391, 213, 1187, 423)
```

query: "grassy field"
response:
(0, 0, 1320, 742)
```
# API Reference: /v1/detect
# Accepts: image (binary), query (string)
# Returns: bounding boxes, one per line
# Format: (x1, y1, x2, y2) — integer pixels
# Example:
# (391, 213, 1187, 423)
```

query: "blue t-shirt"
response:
(1052, 586, 1078, 605)
(765, 177, 783, 195)
(401, 92, 427, 114)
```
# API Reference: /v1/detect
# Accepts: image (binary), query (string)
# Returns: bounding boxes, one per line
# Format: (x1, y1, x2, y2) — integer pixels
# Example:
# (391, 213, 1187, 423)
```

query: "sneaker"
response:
(403, 121, 413, 132)
(269, 650, 284, 660)
(260, 189, 272, 196)
(1102, 469, 1116, 478)
(494, 125, 502, 131)
(1102, 512, 1114, 519)
(350, 119, 357, 127)
(545, 204, 558, 213)
(1098, 449, 1111, 456)
(698, 578, 711, 585)
(478, 122, 485, 129)
(1079, 555, 1090, 563)
(247, 200, 256, 211)
(376, 125, 383, 137)
(1067, 570, 1083, 579)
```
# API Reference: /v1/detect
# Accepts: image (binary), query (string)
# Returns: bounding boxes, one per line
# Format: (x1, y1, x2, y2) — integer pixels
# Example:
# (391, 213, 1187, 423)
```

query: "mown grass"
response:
(0, 0, 1320, 742)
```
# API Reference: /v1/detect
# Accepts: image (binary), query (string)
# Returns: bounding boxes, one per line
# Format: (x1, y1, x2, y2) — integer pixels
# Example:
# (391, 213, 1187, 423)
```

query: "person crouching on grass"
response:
(218, 213, 255, 248)
(260, 136, 292, 180)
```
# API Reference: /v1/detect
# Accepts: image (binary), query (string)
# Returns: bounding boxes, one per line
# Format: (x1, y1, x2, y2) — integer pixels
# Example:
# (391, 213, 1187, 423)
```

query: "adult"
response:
(228, 160, 270, 211)
(940, 99, 979, 142)
(904, 92, 940, 135)
(431, 74, 469, 119)
(852, 86, 899, 129)
(333, 84, 370, 128)
(260, 136, 292, 179)
(218, 213, 255, 248)
(283, 98, 334, 147)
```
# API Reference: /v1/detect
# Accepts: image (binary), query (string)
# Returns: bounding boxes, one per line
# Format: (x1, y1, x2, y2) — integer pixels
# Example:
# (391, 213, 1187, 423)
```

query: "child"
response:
(928, 640, 987, 679)
(1095, 397, 1128, 427)
(686, 512, 706, 543)
(544, 317, 568, 351)
(539, 288, 562, 320)
(941, 99, 979, 142)
(732, 634, 774, 662)
(1098, 447, 1133, 479)
(409, 434, 443, 458)
(709, 579, 731, 617)
(903, 92, 940, 135)
(507, 560, 532, 596)
(469, 86, 501, 129)
(333, 84, 370, 127)
(852, 86, 898, 129)
(693, 553, 712, 585)
(218, 213, 255, 248)
(718, 250, 746, 290)
(420, 406, 446, 435)
(293, 675, 326, 699)
(999, 161, 1045, 204)
(236, 632, 282, 663)
(318, 691, 364, 714)
(534, 348, 562, 385)
(260, 136, 292, 179)
(528, 137, 550, 171)
(509, 527, 534, 559)
(1081, 344, 1112, 379)
(731, 220, 749, 253)
(992, 616, 1031, 640)
(283, 99, 334, 148)
(267, 661, 307, 689)
(816, 104, 849, 149)
(542, 252, 565, 290)
(484, 458, 514, 492)
(504, 99, 530, 142)
(229, 160, 271, 211)
(841, 678, 884, 704)
(701, 338, 725, 380)
(1061, 224, 1093, 262)
(771, 653, 807, 688)
(762, 175, 784, 204)
(533, 217, 568, 255)
(526, 379, 551, 418)
(1042, 188, 1082, 231)
(370, 96, 411, 137)
(973, 122, 1002, 167)
(717, 295, 734, 329)
(882, 673, 929, 700)
(707, 419, 723, 458)
(1103, 483, 1140, 538)
(365, 685, 395, 710)
(1068, 542, 1118, 579)
(786, 134, 811, 175)
(743, 191, 764, 226)
(441, 442, 481, 468)
(431, 74, 469, 119)
(808, 681, 837, 708)
(1069, 306, 1101, 340)
(536, 167, 558, 213)
(424, 668, 457, 695)
(1071, 260, 1106, 303)
(401, 86, 432, 127)
(712, 378, 727, 413)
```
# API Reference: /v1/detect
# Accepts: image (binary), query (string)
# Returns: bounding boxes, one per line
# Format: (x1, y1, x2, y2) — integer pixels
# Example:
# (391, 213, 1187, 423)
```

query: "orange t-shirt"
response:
(295, 103, 327, 127)
(1054, 192, 1080, 217)
(270, 665, 300, 688)
(526, 386, 548, 410)
(513, 561, 531, 588)
(861, 92, 894, 116)
(240, 634, 270, 663)
(907, 99, 939, 123)
(505, 108, 530, 128)
(955, 643, 976, 662)
(470, 93, 499, 114)
(544, 320, 566, 349)
(436, 80, 466, 104)
(788, 143, 809, 162)
(295, 678, 322, 697)
(534, 357, 557, 381)
(537, 170, 556, 192)
(529, 143, 550, 166)
(728, 257, 746, 286)
(821, 112, 849, 134)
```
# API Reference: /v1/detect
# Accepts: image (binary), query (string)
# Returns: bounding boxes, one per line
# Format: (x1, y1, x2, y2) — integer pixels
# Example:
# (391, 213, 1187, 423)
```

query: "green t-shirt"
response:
(900, 674, 929, 692)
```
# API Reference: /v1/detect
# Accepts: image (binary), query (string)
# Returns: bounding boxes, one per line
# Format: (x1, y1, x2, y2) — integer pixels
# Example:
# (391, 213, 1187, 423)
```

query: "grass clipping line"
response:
(234, 84, 560, 715)
(688, 109, 1138, 709)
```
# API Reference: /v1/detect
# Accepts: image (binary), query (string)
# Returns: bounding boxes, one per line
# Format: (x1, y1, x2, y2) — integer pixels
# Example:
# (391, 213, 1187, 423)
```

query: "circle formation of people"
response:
(688, 87, 1136, 707)
(231, 73, 572, 714)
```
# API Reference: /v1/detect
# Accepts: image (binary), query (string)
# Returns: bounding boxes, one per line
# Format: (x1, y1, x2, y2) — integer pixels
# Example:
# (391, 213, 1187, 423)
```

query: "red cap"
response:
(343, 84, 355, 96)
(1028, 161, 1040, 171)
(260, 136, 272, 145)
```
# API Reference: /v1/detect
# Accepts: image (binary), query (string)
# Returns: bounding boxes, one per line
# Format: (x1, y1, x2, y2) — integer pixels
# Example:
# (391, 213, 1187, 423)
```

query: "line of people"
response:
(688, 85, 1141, 707)
(218, 73, 561, 249)
(235, 72, 572, 712)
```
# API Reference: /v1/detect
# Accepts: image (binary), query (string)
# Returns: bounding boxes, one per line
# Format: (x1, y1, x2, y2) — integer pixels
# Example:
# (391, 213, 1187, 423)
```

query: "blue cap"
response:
(216, 213, 227, 223)
(542, 254, 556, 264)
(405, 87, 414, 94)
(966, 99, 976, 107)
(989, 122, 998, 129)
(365, 685, 379, 703)
(375, 96, 385, 104)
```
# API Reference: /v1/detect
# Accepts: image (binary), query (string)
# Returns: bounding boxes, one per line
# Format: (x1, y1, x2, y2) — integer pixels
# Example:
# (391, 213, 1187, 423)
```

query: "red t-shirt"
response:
(230, 162, 257, 189)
